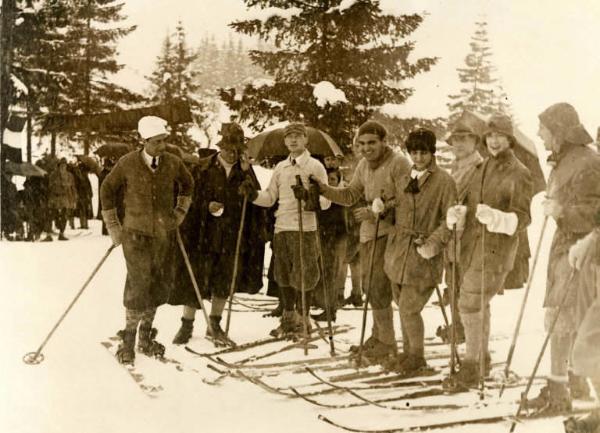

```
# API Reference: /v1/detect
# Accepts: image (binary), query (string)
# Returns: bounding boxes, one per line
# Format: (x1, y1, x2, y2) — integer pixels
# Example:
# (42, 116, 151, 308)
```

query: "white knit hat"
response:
(138, 116, 169, 140)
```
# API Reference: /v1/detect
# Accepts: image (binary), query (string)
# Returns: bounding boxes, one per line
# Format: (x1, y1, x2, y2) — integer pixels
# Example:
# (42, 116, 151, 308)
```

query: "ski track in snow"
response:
(0, 194, 574, 433)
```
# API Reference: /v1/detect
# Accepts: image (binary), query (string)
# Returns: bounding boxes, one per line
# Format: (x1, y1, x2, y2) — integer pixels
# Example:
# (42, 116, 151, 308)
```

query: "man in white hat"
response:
(101, 116, 194, 365)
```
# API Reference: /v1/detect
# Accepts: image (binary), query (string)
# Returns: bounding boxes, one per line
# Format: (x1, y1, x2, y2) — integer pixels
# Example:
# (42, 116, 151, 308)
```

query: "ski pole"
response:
(356, 209, 382, 368)
(479, 223, 487, 400)
(24, 244, 116, 365)
(176, 229, 213, 338)
(500, 215, 549, 397)
(509, 269, 577, 433)
(449, 223, 459, 374)
(434, 286, 451, 330)
(295, 175, 310, 356)
(224, 195, 248, 337)
(313, 203, 336, 357)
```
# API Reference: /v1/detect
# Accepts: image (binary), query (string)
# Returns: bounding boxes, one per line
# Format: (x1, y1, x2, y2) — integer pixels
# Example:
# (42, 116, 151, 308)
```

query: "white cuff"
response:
(487, 209, 518, 236)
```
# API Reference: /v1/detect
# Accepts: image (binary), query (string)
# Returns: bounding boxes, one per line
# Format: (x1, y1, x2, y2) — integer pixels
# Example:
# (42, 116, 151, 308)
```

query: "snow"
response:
(0, 193, 580, 433)
(378, 102, 443, 120)
(251, 78, 275, 89)
(313, 81, 348, 108)
(162, 72, 172, 82)
(11, 73, 29, 95)
(242, 6, 302, 21)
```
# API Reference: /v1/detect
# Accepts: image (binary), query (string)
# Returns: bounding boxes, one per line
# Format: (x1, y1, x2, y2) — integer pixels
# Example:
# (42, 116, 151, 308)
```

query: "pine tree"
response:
(62, 0, 142, 154)
(221, 0, 437, 151)
(148, 21, 200, 153)
(447, 20, 511, 123)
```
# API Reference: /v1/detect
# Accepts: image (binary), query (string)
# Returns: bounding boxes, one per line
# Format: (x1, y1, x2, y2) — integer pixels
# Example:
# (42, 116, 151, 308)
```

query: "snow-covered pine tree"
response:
(447, 20, 511, 123)
(62, 0, 141, 154)
(148, 21, 200, 153)
(221, 0, 437, 151)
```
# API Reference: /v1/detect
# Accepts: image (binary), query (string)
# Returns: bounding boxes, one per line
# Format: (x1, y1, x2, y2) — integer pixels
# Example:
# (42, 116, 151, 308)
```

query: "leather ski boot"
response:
(172, 318, 194, 345)
(137, 326, 165, 358)
(444, 359, 479, 390)
(206, 316, 236, 347)
(564, 377, 600, 433)
(388, 353, 427, 375)
(569, 371, 592, 401)
(524, 379, 572, 415)
(116, 329, 136, 365)
(269, 310, 296, 338)
(353, 339, 396, 366)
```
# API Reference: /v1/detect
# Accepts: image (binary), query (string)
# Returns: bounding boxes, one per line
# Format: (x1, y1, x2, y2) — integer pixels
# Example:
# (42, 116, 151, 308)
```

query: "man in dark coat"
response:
(170, 123, 266, 346)
(101, 116, 193, 365)
(48, 158, 77, 240)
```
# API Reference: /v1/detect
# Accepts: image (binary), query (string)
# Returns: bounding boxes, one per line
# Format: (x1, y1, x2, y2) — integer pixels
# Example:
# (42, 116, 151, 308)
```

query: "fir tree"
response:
(221, 0, 437, 151)
(61, 0, 141, 154)
(447, 20, 511, 123)
(148, 21, 200, 152)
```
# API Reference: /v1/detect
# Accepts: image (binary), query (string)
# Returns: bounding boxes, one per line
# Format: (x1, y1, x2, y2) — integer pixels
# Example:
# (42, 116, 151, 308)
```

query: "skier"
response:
(437, 117, 485, 343)
(525, 102, 600, 412)
(238, 122, 330, 338)
(100, 116, 193, 365)
(383, 129, 457, 374)
(169, 123, 266, 346)
(564, 221, 600, 433)
(311, 120, 411, 364)
(446, 113, 532, 388)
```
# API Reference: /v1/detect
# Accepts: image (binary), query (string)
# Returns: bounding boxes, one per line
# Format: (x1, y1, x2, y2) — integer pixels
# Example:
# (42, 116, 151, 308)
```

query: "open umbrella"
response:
(95, 143, 131, 159)
(247, 126, 343, 162)
(3, 161, 47, 177)
(75, 155, 102, 175)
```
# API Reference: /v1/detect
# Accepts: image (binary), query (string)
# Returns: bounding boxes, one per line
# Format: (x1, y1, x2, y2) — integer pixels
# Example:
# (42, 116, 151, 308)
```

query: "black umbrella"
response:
(3, 161, 47, 177)
(247, 126, 343, 162)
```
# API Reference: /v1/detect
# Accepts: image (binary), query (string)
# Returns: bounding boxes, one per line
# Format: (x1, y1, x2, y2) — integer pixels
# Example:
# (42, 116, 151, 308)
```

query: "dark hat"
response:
(538, 103, 592, 146)
(357, 120, 387, 140)
(483, 113, 516, 146)
(218, 122, 246, 150)
(283, 122, 307, 137)
(405, 128, 437, 154)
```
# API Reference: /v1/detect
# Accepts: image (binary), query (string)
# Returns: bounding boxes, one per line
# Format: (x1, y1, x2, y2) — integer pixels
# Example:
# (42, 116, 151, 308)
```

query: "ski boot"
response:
(41, 234, 53, 242)
(564, 410, 600, 433)
(351, 339, 396, 366)
(58, 232, 68, 241)
(269, 310, 297, 338)
(382, 351, 410, 372)
(386, 354, 427, 376)
(206, 316, 236, 347)
(349, 335, 377, 354)
(116, 329, 136, 365)
(137, 326, 166, 358)
(172, 318, 194, 345)
(569, 371, 592, 401)
(523, 379, 572, 415)
(443, 360, 479, 391)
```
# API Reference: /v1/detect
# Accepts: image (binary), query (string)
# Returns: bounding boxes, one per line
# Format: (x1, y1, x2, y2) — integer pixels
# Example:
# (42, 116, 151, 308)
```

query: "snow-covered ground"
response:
(0, 193, 581, 433)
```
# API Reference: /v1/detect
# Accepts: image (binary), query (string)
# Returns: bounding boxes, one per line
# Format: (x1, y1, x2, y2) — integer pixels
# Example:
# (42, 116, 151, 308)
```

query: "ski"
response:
(100, 341, 163, 398)
(318, 405, 598, 432)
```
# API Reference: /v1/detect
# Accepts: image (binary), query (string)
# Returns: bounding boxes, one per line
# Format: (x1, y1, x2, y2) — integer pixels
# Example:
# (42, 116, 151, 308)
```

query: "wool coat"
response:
(48, 169, 77, 210)
(169, 153, 267, 306)
(384, 161, 457, 290)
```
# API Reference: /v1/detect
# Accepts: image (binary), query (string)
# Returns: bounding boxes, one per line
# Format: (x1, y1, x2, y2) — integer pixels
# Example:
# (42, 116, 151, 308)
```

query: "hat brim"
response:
(145, 132, 169, 142)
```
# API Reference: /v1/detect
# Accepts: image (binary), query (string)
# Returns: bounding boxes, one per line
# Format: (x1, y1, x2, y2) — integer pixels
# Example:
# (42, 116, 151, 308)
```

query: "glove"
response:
(238, 177, 258, 201)
(208, 201, 224, 217)
(371, 197, 385, 215)
(304, 182, 321, 211)
(353, 207, 375, 223)
(174, 195, 192, 226)
(417, 241, 439, 260)
(291, 183, 308, 202)
(476, 203, 518, 235)
(568, 231, 599, 270)
(446, 205, 467, 230)
(542, 198, 563, 219)
(102, 208, 122, 246)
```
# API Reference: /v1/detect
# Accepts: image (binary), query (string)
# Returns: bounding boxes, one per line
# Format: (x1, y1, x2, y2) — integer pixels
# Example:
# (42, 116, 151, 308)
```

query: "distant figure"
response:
(48, 158, 77, 241)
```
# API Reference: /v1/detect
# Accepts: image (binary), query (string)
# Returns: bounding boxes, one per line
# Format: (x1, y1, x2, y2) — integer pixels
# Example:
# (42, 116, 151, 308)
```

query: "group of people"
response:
(1, 156, 94, 241)
(100, 105, 600, 429)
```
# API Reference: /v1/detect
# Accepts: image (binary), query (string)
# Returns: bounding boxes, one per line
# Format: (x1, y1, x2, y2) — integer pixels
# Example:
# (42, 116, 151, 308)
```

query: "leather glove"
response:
(304, 182, 321, 212)
(446, 205, 467, 230)
(174, 195, 192, 226)
(542, 198, 563, 219)
(291, 183, 309, 202)
(238, 177, 258, 201)
(569, 231, 599, 270)
(371, 197, 385, 215)
(102, 208, 122, 246)
(417, 241, 439, 260)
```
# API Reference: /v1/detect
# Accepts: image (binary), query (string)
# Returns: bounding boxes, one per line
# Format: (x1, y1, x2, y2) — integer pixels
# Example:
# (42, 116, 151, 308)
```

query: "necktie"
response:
(151, 157, 158, 170)
(404, 176, 420, 194)
(291, 158, 296, 166)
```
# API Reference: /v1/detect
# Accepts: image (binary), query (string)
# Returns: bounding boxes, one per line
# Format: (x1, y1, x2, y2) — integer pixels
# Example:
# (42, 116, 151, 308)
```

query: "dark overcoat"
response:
(169, 153, 267, 307)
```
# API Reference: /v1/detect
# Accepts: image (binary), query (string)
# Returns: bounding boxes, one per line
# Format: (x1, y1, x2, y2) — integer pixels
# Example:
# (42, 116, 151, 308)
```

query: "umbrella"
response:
(247, 126, 343, 162)
(95, 143, 131, 159)
(75, 155, 102, 175)
(3, 161, 47, 177)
